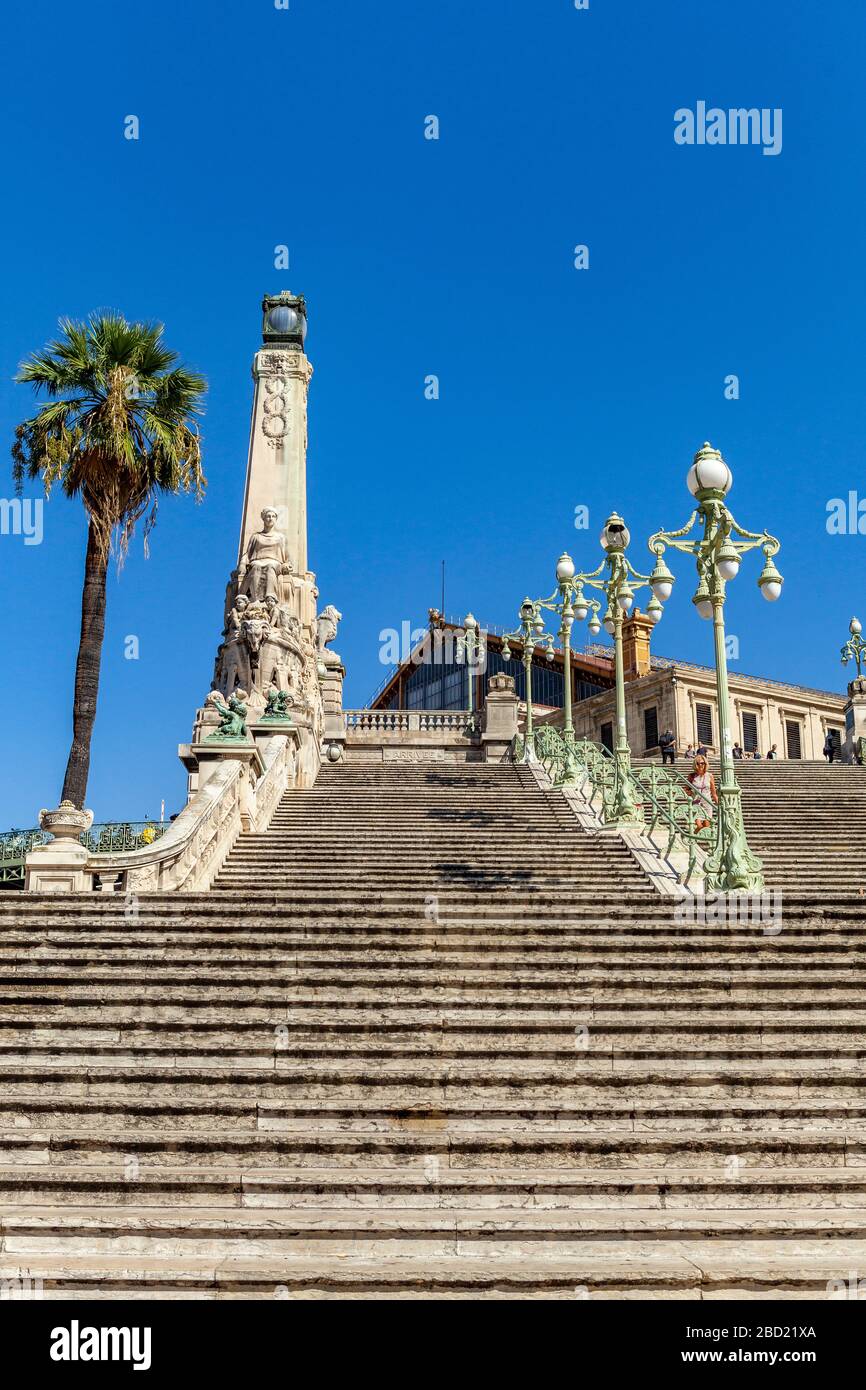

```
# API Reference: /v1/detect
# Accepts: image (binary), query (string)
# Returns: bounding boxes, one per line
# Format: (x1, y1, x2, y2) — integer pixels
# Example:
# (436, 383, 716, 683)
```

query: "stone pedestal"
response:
(251, 722, 301, 778)
(482, 673, 519, 761)
(25, 802, 94, 893)
(180, 742, 265, 831)
(321, 659, 346, 755)
(843, 676, 866, 763)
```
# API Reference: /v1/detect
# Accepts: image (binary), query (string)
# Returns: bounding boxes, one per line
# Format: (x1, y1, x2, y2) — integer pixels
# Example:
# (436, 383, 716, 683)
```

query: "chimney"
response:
(622, 609, 654, 681)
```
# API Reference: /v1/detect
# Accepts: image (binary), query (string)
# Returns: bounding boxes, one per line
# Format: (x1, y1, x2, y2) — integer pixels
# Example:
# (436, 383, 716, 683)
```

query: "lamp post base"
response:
(704, 785, 764, 893)
(604, 750, 643, 826)
(556, 740, 579, 789)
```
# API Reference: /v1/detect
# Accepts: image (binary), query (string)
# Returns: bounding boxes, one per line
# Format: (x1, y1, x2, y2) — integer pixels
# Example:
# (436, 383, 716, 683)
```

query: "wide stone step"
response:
(4, 954, 866, 980)
(5, 1205, 866, 1261)
(6, 1163, 866, 1208)
(4, 989, 866, 1016)
(3, 1035, 866, 1066)
(4, 1062, 866, 1107)
(6, 941, 866, 963)
(1, 1250, 860, 1298)
(3, 1120, 862, 1160)
(3, 1014, 866, 1045)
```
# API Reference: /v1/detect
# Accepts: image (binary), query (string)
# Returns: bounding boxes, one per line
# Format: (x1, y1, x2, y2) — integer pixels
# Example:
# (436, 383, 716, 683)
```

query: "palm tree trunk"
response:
(60, 522, 108, 808)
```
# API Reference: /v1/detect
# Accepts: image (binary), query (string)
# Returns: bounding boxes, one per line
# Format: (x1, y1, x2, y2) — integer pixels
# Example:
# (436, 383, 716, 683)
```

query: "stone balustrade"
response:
(343, 709, 486, 764)
(345, 709, 477, 735)
(25, 733, 298, 895)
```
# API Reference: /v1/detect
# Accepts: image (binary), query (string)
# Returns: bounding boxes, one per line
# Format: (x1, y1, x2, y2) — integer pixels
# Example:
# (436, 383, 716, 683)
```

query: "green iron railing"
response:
(0, 822, 168, 887)
(521, 727, 715, 887)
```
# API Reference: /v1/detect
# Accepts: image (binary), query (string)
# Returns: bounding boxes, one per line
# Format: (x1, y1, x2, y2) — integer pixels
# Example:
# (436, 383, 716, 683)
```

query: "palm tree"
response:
(12, 313, 207, 808)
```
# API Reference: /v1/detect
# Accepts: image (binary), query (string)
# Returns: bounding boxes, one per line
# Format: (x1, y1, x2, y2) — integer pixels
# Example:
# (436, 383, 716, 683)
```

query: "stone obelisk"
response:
(187, 291, 345, 791)
(237, 291, 313, 576)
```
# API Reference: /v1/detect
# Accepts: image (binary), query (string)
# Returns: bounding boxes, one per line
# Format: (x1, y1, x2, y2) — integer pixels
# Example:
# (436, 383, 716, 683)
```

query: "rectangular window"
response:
(742, 711, 759, 753)
(643, 706, 659, 752)
(600, 721, 614, 753)
(785, 720, 802, 760)
(695, 703, 713, 748)
(443, 668, 465, 710)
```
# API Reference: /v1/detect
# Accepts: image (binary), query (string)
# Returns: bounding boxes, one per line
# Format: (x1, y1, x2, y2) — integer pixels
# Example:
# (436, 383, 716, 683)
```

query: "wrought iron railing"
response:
(0, 821, 168, 887)
(522, 727, 714, 886)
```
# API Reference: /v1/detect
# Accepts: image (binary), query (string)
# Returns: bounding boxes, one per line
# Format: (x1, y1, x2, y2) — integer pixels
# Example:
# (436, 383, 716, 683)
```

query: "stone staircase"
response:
(1, 760, 866, 1299)
(736, 758, 866, 895)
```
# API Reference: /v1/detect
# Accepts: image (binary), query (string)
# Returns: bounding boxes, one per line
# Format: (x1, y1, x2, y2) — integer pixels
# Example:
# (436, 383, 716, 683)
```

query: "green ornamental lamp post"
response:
(526, 553, 603, 786)
(841, 617, 866, 677)
(455, 612, 486, 723)
(647, 443, 783, 893)
(575, 515, 666, 821)
(501, 598, 555, 762)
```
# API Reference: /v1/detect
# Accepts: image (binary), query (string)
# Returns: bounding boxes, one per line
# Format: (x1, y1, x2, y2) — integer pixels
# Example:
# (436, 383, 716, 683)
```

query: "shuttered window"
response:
(785, 720, 802, 759)
(600, 721, 614, 753)
(742, 711, 759, 753)
(695, 703, 713, 748)
(643, 706, 659, 751)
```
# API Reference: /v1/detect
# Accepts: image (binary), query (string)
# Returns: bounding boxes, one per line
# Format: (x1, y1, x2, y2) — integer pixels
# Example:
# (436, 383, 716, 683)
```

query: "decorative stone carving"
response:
(383, 748, 445, 763)
(39, 801, 94, 841)
(258, 351, 304, 378)
(264, 594, 300, 636)
(261, 372, 289, 447)
(204, 689, 250, 742)
(317, 604, 343, 668)
(238, 508, 292, 602)
(240, 612, 272, 665)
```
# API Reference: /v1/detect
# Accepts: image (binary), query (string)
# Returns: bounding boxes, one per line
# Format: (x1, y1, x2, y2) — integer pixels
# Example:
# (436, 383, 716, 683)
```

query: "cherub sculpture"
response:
(204, 688, 249, 741)
(262, 684, 294, 722)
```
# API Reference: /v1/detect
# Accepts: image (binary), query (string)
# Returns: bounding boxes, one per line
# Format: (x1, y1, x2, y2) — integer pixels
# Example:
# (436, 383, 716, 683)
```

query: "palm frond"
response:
(11, 312, 208, 561)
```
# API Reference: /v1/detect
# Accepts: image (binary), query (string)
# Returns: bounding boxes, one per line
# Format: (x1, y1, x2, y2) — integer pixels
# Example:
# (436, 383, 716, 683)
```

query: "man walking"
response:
(659, 728, 676, 766)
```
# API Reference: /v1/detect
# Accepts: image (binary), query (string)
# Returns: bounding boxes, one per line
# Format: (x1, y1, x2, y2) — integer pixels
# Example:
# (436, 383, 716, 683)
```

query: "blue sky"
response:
(1, 0, 864, 824)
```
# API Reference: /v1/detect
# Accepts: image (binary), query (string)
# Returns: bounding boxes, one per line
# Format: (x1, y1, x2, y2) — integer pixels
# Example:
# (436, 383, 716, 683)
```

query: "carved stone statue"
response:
(219, 597, 253, 691)
(240, 612, 272, 672)
(204, 689, 249, 741)
(238, 508, 292, 602)
(317, 604, 343, 667)
(264, 594, 298, 635)
(220, 642, 250, 694)
(226, 594, 250, 641)
(222, 571, 240, 632)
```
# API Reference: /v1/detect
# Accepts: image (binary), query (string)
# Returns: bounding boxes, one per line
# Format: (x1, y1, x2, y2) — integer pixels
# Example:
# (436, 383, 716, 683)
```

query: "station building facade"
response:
(370, 610, 847, 760)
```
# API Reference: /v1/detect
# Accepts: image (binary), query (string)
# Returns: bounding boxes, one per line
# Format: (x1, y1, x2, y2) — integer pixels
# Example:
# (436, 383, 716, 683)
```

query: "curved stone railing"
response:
(25, 734, 296, 895)
(95, 760, 246, 894)
(250, 734, 296, 837)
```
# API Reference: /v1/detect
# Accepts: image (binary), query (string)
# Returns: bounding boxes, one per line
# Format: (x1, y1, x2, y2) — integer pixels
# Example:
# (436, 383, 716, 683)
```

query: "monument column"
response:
(189, 291, 344, 791)
(237, 292, 313, 575)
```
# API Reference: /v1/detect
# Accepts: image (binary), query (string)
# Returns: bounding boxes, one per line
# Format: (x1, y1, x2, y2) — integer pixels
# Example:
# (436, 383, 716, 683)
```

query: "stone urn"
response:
(39, 800, 94, 842)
